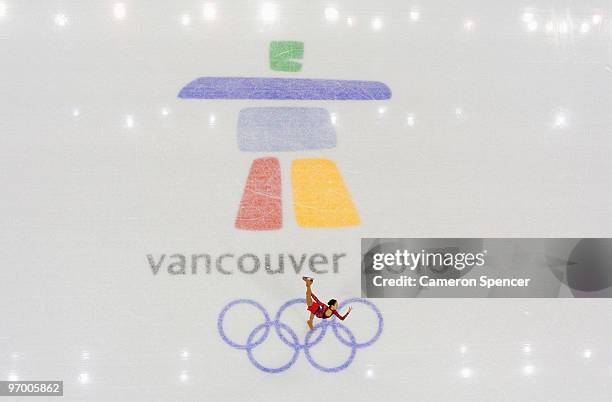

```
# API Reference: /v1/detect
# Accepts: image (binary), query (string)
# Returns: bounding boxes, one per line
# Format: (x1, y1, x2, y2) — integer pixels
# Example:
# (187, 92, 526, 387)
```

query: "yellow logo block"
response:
(291, 159, 359, 227)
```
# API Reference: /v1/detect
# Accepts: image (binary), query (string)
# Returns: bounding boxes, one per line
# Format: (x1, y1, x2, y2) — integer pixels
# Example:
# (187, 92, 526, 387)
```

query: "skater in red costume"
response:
(303, 276, 352, 330)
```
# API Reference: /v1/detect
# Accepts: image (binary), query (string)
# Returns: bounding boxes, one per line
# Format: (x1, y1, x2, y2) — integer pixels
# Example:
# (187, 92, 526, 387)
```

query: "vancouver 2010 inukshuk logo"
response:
(178, 41, 391, 230)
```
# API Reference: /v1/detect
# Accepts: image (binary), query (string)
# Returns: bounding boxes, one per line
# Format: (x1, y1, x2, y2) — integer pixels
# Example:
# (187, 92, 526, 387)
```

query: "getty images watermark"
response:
(362, 238, 612, 298)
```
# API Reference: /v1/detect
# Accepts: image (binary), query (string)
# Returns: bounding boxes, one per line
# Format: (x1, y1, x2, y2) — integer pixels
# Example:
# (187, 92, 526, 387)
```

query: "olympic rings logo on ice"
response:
(217, 297, 383, 373)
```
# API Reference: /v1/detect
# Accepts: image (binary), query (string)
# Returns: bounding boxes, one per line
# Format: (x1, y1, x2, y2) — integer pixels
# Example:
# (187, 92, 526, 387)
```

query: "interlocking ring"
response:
(303, 321, 357, 372)
(217, 299, 270, 349)
(217, 297, 383, 373)
(334, 298, 384, 348)
(246, 320, 301, 373)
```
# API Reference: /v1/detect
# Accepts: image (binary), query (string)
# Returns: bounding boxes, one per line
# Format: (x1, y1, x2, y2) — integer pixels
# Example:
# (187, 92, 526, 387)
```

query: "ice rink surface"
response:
(2, 0, 612, 400)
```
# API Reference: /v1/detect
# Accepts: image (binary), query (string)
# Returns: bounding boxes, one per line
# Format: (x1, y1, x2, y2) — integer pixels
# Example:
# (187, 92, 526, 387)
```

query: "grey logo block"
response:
(361, 238, 612, 298)
(237, 107, 336, 152)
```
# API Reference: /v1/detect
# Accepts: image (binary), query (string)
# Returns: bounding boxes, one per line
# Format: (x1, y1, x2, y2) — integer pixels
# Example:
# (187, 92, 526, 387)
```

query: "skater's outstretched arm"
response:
(333, 306, 352, 321)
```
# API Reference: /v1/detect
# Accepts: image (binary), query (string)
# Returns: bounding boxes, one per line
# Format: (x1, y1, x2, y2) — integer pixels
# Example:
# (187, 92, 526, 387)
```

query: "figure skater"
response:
(303, 276, 351, 330)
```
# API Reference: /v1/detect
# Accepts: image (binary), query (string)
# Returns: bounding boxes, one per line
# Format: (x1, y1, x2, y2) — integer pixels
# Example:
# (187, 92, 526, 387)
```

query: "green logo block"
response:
(269, 41, 304, 72)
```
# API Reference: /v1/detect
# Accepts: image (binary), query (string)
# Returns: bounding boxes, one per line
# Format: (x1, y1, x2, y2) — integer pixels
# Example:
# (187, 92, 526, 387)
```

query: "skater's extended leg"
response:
(303, 277, 314, 306)
(307, 313, 315, 330)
